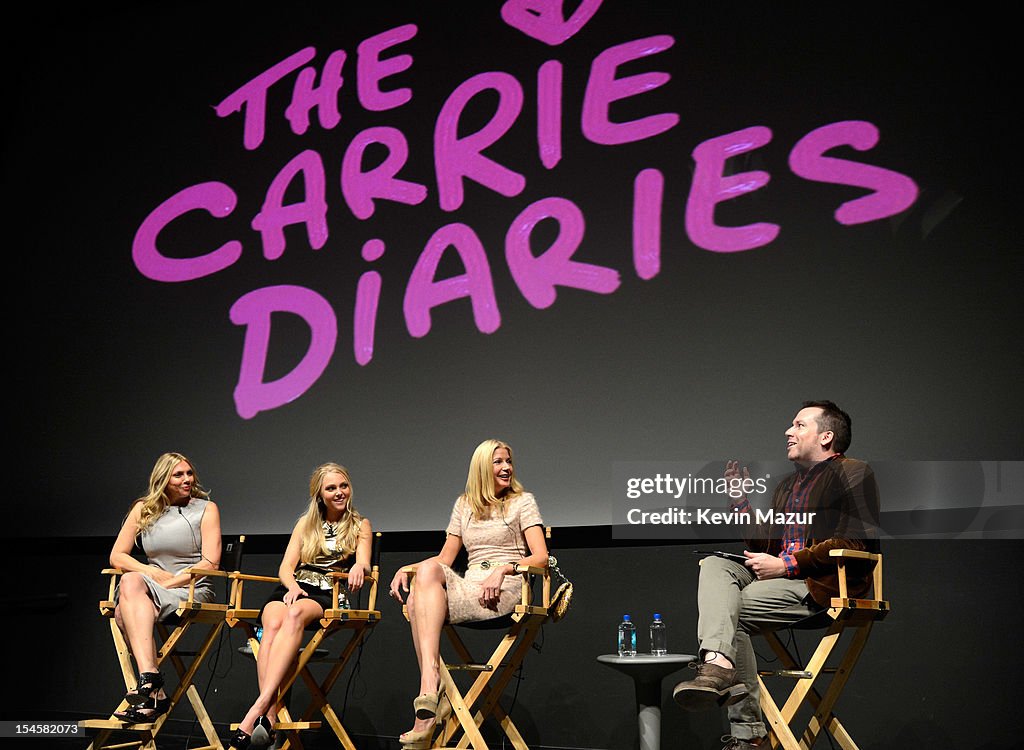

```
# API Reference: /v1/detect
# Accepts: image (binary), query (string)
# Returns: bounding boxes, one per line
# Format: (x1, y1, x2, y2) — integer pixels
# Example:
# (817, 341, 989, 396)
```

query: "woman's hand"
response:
(347, 564, 365, 592)
(478, 567, 509, 610)
(147, 566, 174, 586)
(389, 569, 409, 604)
(282, 585, 308, 606)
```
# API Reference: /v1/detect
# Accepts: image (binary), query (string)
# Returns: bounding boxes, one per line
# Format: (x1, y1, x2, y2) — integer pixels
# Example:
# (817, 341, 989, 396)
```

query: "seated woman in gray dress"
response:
(227, 462, 373, 750)
(109, 452, 222, 723)
(388, 439, 549, 750)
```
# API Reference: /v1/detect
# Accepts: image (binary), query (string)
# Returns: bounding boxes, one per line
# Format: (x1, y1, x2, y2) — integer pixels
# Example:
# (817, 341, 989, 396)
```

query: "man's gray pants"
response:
(695, 556, 818, 740)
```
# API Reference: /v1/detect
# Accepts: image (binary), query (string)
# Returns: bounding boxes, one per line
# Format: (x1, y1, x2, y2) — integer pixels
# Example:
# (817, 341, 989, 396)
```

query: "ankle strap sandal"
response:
(113, 694, 170, 725)
(124, 671, 164, 707)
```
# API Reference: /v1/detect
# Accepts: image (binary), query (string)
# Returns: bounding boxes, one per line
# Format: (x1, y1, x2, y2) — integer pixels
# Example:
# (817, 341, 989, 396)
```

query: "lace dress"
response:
(441, 492, 543, 623)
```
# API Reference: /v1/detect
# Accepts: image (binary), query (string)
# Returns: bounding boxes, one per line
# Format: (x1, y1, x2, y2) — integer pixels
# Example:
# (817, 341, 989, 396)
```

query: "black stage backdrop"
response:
(6, 3, 1020, 536)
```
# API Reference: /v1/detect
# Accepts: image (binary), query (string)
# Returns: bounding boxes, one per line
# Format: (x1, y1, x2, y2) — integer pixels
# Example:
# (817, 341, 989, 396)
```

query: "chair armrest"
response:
(515, 565, 550, 609)
(102, 565, 224, 611)
(184, 567, 229, 577)
(226, 572, 282, 620)
(179, 566, 226, 603)
(829, 549, 884, 603)
(328, 569, 381, 610)
(327, 570, 352, 611)
(828, 549, 880, 561)
(402, 563, 544, 575)
(229, 572, 282, 583)
(517, 565, 547, 576)
(104, 566, 229, 577)
(99, 569, 125, 606)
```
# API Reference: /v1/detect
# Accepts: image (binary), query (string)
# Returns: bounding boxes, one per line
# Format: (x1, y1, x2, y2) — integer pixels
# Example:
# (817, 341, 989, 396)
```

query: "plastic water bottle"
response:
(650, 613, 667, 656)
(240, 626, 262, 656)
(617, 615, 637, 656)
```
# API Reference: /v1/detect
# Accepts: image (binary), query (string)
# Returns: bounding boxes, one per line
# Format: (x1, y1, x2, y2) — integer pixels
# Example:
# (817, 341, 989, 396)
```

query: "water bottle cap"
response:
(653, 613, 662, 620)
(623, 614, 631, 621)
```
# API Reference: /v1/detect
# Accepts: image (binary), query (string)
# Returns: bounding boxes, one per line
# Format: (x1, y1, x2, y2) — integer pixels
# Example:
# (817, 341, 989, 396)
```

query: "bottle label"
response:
(618, 624, 637, 656)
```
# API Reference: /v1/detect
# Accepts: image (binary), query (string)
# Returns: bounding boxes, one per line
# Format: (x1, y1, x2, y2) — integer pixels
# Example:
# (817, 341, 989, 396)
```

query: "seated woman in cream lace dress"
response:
(389, 439, 549, 749)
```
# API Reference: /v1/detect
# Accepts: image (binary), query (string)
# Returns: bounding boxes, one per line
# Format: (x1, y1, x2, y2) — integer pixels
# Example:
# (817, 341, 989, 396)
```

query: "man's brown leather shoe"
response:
(720, 735, 765, 749)
(672, 662, 749, 711)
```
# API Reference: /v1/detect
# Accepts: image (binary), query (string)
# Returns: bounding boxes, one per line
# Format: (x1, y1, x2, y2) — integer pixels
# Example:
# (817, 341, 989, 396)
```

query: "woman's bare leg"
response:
(403, 560, 448, 736)
(237, 599, 323, 735)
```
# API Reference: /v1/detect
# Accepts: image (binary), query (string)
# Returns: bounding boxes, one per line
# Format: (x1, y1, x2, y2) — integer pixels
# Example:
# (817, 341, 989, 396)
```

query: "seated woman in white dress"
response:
(227, 462, 372, 750)
(389, 439, 549, 750)
(109, 452, 222, 723)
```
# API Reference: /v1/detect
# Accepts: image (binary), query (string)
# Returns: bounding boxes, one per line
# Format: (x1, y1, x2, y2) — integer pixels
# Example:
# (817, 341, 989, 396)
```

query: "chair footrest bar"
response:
(758, 669, 814, 679)
(444, 663, 494, 671)
(230, 721, 322, 731)
(758, 667, 839, 678)
(80, 719, 156, 730)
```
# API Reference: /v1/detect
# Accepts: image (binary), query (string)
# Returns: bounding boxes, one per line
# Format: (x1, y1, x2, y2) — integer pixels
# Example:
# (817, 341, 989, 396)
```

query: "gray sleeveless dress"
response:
(115, 498, 216, 621)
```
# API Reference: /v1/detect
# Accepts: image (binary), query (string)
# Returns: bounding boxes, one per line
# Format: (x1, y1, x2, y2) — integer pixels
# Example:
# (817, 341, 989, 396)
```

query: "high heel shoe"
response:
(402, 686, 450, 749)
(413, 683, 451, 722)
(124, 671, 164, 707)
(250, 716, 275, 748)
(226, 728, 253, 750)
(399, 722, 437, 750)
(113, 694, 170, 724)
(228, 716, 274, 750)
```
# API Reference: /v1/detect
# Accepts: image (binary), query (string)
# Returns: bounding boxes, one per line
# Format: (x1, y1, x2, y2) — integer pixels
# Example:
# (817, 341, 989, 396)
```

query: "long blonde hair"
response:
(297, 463, 364, 564)
(133, 452, 209, 533)
(462, 439, 525, 521)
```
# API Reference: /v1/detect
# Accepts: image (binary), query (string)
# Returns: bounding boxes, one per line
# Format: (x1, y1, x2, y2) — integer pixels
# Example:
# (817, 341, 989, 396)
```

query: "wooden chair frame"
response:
(82, 565, 232, 750)
(756, 549, 890, 750)
(225, 533, 381, 750)
(402, 540, 553, 750)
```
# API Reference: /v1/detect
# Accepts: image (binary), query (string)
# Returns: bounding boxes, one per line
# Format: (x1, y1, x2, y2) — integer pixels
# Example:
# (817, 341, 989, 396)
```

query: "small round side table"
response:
(597, 653, 697, 750)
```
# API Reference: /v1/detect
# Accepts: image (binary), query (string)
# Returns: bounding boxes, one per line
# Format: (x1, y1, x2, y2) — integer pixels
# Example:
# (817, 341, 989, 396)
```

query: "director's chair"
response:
(225, 531, 382, 750)
(402, 529, 556, 750)
(756, 549, 890, 750)
(82, 535, 245, 750)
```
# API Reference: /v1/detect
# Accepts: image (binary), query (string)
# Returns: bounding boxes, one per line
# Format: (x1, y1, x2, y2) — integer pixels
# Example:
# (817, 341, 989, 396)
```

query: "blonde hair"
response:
(133, 452, 209, 533)
(462, 439, 525, 521)
(298, 463, 364, 564)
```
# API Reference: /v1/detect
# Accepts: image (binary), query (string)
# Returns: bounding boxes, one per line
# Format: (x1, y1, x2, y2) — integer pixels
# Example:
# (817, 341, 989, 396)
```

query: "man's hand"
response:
(724, 461, 750, 503)
(743, 550, 786, 580)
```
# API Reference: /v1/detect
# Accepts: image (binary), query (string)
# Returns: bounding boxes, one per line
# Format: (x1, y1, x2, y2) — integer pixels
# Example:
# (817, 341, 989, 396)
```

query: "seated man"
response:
(672, 400, 880, 750)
